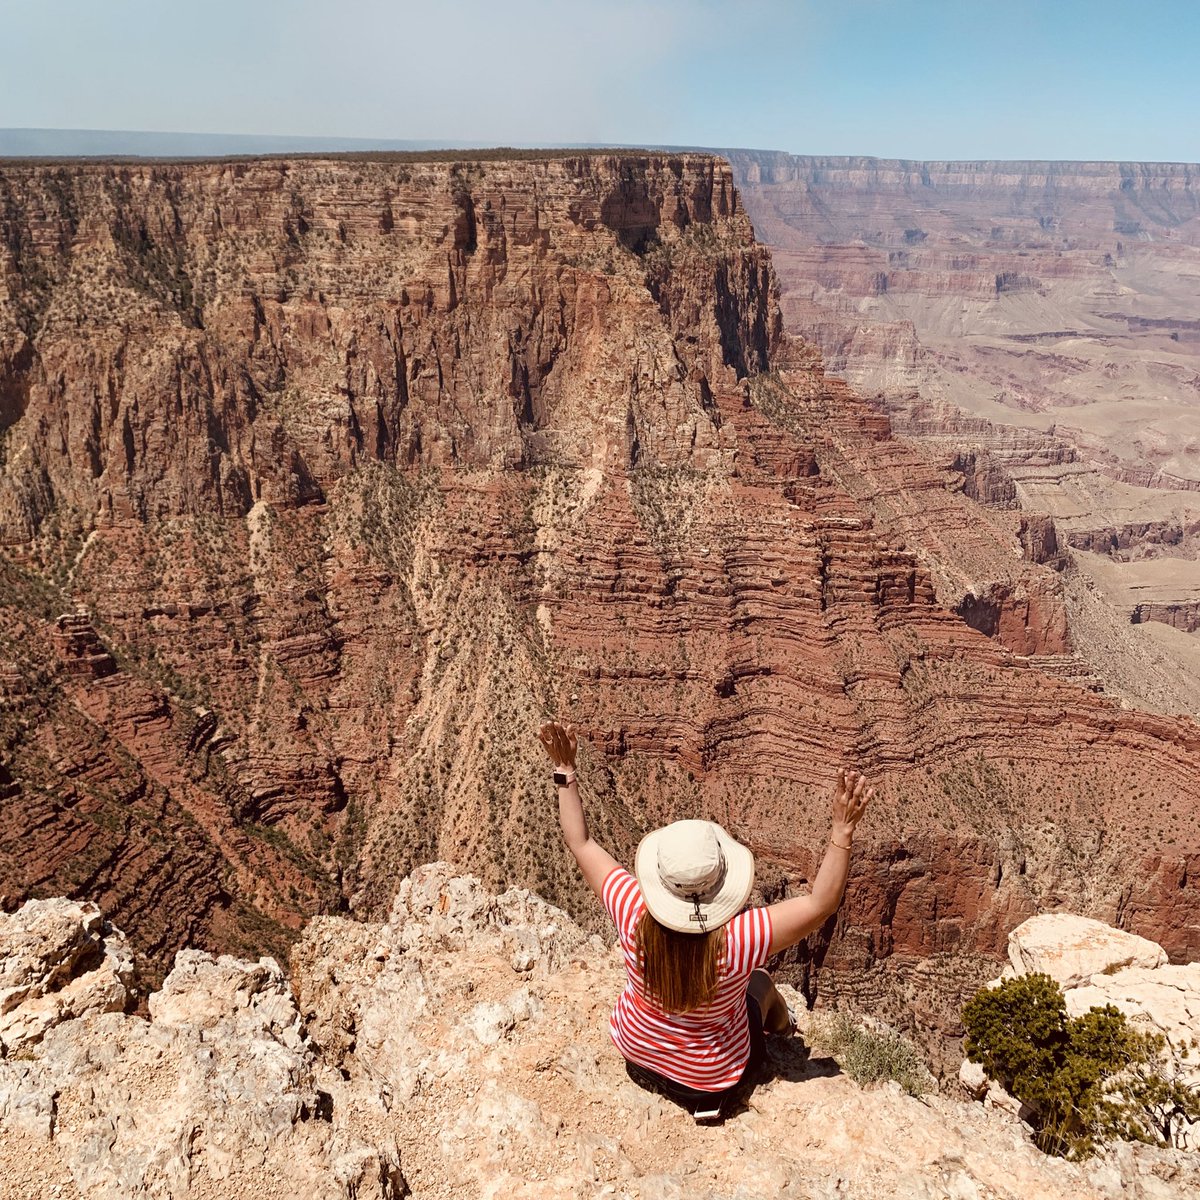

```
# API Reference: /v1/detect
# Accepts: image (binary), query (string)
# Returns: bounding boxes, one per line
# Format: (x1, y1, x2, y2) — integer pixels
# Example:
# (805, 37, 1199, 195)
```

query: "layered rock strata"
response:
(0, 154, 1199, 1061)
(724, 151, 1200, 709)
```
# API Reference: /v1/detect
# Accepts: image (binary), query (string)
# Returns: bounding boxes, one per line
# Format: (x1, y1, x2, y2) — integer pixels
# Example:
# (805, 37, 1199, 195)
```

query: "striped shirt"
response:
(602, 866, 773, 1091)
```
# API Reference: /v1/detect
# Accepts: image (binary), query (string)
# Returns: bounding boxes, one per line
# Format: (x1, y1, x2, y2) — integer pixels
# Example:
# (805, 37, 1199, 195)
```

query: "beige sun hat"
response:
(634, 819, 755, 934)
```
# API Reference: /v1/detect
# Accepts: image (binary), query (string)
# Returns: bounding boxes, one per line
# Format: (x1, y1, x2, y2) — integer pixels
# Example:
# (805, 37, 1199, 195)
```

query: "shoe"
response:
(767, 1003, 798, 1037)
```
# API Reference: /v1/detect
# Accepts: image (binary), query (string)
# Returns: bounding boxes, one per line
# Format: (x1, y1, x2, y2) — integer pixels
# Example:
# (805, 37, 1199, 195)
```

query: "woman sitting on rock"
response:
(537, 719, 872, 1119)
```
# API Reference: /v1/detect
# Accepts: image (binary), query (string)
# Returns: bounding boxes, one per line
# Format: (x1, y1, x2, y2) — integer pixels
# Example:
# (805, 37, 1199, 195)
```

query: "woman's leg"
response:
(748, 968, 793, 1034)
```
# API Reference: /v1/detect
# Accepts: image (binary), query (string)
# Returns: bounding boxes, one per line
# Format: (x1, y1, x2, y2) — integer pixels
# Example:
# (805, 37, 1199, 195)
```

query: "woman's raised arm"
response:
(538, 719, 620, 898)
(765, 768, 873, 955)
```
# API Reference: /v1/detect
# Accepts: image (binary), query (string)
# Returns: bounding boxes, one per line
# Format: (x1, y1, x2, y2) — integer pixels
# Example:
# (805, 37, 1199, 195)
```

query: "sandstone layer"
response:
(0, 154, 1199, 1061)
(4, 876, 1198, 1200)
(724, 152, 1200, 713)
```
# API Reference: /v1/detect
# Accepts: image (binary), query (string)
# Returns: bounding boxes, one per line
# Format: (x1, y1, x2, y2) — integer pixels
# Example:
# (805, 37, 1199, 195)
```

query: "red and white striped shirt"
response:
(602, 866, 773, 1091)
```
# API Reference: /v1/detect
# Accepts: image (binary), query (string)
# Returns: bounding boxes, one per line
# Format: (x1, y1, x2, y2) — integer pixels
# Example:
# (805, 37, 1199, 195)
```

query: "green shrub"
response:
(807, 1010, 934, 1097)
(962, 972, 1200, 1158)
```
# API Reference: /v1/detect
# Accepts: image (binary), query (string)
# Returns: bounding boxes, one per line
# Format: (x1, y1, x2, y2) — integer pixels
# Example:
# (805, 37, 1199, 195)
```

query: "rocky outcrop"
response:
(1104, 465, 1200, 494)
(0, 898, 132, 1052)
(1066, 521, 1192, 560)
(1068, 962, 1200, 1153)
(1004, 913, 1169, 988)
(953, 579, 1072, 654)
(1018, 513, 1065, 568)
(1131, 602, 1200, 634)
(950, 447, 1019, 508)
(0, 898, 403, 1199)
(960, 913, 1200, 1151)
(4, 877, 1198, 1199)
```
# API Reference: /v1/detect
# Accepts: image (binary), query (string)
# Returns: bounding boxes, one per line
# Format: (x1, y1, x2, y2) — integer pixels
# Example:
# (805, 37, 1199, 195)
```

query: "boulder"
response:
(0, 898, 133, 1053)
(959, 1058, 989, 1099)
(1007, 914, 1168, 988)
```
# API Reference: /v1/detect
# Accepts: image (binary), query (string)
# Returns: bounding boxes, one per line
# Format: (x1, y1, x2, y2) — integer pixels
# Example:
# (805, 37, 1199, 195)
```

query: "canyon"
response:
(0, 152, 1199, 1066)
(724, 152, 1200, 715)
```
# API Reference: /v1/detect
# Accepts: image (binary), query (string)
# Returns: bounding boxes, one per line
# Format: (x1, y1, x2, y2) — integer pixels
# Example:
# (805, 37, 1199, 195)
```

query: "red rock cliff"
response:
(1, 153, 1198, 1055)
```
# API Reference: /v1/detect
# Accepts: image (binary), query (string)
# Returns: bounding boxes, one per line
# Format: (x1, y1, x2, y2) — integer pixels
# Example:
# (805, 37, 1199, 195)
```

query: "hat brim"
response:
(634, 822, 755, 934)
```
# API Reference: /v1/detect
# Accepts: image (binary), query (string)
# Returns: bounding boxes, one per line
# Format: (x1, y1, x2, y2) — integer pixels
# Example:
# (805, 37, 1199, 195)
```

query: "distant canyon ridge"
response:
(0, 151, 1198, 1061)
(724, 152, 1200, 715)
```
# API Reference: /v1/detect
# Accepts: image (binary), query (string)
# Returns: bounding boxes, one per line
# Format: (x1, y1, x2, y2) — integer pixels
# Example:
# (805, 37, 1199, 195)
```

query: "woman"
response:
(537, 719, 873, 1119)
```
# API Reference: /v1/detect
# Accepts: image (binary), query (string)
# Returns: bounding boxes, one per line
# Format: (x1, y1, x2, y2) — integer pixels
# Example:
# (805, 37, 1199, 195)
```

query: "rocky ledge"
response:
(1, 868, 1197, 1200)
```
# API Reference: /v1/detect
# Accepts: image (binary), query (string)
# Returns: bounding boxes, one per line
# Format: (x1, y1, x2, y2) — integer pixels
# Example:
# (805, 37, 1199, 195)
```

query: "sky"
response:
(4, 0, 1200, 161)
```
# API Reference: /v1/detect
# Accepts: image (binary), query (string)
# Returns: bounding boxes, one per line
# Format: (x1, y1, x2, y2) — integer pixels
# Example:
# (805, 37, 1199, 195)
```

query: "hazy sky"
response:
(5, 0, 1199, 160)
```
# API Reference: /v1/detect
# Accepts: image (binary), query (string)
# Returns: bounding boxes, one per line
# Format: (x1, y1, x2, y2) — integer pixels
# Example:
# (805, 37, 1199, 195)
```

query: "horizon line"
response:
(3, 129, 1199, 170)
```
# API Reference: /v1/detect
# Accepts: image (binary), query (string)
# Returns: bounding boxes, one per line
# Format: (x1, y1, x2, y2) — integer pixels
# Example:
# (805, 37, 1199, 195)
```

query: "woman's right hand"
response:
(832, 768, 873, 845)
(538, 720, 578, 770)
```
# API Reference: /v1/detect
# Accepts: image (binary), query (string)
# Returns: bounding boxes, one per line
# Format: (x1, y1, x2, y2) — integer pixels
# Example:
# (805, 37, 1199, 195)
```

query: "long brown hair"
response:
(635, 910, 726, 1013)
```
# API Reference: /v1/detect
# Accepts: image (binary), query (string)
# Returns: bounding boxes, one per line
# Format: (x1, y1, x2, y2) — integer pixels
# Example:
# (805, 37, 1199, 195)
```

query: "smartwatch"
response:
(552, 770, 576, 787)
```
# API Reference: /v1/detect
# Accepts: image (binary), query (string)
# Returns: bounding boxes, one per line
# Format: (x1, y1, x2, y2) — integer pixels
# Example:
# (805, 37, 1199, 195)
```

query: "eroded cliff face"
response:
(0, 152, 776, 963)
(1, 154, 1199, 1055)
(725, 151, 1200, 714)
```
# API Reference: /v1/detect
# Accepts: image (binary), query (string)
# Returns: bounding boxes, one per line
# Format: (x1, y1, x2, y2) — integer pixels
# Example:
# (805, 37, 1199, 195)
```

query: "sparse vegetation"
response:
(629, 465, 712, 552)
(806, 1010, 934, 1096)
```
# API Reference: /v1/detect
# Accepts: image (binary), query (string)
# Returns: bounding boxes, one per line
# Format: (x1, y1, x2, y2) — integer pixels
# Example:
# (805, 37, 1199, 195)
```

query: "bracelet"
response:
(830, 837, 852, 851)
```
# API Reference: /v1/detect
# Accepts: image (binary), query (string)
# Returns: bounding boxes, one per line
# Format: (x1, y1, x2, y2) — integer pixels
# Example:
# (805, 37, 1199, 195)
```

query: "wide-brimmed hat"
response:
(634, 819, 755, 934)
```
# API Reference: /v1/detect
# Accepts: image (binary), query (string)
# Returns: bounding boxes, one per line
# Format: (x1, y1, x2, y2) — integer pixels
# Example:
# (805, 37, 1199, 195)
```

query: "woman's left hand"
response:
(538, 720, 578, 769)
(831, 768, 873, 844)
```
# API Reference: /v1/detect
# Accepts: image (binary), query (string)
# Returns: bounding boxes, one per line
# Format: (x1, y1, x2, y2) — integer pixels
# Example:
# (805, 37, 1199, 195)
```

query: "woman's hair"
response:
(635, 909, 725, 1013)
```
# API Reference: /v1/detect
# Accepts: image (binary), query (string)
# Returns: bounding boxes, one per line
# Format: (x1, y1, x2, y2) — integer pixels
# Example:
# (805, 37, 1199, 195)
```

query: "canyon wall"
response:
(723, 151, 1200, 715)
(1, 153, 1199, 1055)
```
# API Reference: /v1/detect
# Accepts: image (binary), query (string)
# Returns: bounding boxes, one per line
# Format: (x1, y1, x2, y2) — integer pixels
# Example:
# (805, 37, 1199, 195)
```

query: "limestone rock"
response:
(4, 881, 1200, 1197)
(958, 1053, 1032, 1123)
(385, 862, 607, 974)
(0, 906, 404, 1199)
(149, 949, 304, 1048)
(958, 1057, 988, 1099)
(287, 871, 1200, 1200)
(963, 913, 1199, 1153)
(1066, 962, 1200, 1041)
(1008, 914, 1168, 988)
(1068, 963, 1200, 1150)
(293, 862, 605, 1102)
(0, 898, 133, 1053)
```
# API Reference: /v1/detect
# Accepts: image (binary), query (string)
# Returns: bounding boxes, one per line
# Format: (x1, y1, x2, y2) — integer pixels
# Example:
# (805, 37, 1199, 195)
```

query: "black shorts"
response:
(623, 991, 768, 1117)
